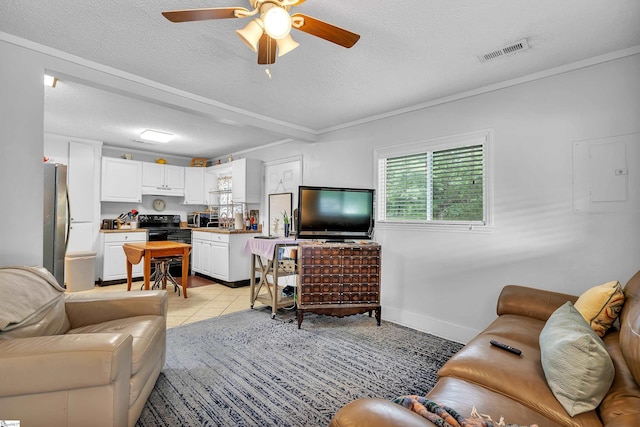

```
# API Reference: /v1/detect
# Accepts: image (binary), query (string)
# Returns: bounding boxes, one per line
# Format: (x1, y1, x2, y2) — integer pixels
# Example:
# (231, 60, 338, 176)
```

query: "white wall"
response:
(0, 41, 45, 265)
(2, 34, 638, 343)
(246, 54, 640, 342)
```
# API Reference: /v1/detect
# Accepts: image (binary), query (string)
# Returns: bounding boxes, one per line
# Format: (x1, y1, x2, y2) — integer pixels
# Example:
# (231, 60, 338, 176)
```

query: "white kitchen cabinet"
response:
(67, 141, 101, 255)
(142, 163, 185, 196)
(99, 231, 147, 282)
(67, 222, 97, 254)
(210, 241, 230, 280)
(205, 158, 262, 204)
(101, 157, 142, 203)
(68, 142, 97, 222)
(192, 231, 255, 284)
(204, 166, 222, 206)
(192, 233, 204, 273)
(232, 158, 262, 203)
(184, 167, 206, 205)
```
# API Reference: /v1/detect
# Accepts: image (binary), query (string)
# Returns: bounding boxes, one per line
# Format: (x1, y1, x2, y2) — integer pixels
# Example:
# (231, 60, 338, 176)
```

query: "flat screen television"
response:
(296, 186, 375, 241)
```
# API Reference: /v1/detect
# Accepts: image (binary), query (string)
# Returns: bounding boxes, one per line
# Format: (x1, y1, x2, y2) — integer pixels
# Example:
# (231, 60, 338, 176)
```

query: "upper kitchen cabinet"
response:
(68, 142, 99, 222)
(101, 157, 142, 203)
(142, 162, 185, 196)
(232, 158, 262, 204)
(184, 167, 206, 205)
(207, 158, 262, 204)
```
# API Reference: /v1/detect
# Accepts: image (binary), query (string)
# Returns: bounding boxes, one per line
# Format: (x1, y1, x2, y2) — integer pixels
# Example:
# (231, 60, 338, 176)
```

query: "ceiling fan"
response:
(162, 0, 360, 65)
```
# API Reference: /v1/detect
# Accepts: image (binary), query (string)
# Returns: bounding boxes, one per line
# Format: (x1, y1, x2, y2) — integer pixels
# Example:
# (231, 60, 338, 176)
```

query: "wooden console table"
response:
(296, 242, 381, 328)
(123, 241, 191, 298)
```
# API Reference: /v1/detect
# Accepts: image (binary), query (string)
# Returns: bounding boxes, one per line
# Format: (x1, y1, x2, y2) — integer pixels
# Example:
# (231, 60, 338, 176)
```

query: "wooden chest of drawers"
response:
(296, 242, 381, 328)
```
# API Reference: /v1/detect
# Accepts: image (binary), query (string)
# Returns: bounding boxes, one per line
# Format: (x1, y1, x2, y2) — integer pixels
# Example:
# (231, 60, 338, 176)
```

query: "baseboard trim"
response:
(193, 272, 250, 288)
(382, 306, 480, 344)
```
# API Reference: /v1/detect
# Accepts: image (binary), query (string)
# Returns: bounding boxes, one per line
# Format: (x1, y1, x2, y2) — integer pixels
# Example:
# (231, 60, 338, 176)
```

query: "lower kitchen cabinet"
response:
(192, 231, 257, 286)
(99, 231, 147, 283)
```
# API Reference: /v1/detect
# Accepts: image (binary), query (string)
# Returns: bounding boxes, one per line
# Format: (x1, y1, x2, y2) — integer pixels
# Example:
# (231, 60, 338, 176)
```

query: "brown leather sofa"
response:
(330, 270, 640, 427)
(0, 266, 167, 427)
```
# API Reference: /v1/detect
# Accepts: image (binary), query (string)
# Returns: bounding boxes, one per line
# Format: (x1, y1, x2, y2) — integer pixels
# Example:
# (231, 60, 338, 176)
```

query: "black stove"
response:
(138, 214, 191, 276)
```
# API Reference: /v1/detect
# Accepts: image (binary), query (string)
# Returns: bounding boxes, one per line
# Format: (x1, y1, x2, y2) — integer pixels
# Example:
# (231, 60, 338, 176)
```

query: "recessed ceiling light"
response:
(44, 74, 57, 88)
(139, 129, 174, 143)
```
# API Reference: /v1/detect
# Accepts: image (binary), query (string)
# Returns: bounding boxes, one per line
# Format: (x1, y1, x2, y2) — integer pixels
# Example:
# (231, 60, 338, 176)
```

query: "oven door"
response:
(147, 229, 169, 241)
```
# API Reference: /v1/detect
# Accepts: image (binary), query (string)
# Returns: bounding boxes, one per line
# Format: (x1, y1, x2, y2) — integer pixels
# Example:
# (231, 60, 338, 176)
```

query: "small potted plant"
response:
(282, 211, 290, 237)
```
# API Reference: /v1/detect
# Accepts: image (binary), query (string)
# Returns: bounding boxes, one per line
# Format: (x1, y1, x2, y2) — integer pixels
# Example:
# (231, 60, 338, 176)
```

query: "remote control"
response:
(490, 340, 522, 356)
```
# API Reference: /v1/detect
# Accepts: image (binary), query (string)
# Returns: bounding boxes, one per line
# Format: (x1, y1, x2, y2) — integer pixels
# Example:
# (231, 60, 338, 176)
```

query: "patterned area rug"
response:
(136, 308, 463, 426)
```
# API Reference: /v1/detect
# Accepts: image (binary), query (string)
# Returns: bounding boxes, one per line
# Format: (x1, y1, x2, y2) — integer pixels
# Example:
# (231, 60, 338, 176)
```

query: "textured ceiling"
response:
(1, 0, 640, 158)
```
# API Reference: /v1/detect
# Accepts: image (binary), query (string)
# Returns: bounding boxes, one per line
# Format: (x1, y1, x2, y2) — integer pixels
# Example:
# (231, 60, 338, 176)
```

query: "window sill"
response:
(376, 221, 493, 234)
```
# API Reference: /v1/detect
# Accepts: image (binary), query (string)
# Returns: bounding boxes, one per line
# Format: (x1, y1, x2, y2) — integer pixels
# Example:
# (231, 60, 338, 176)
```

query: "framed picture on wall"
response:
(268, 193, 292, 237)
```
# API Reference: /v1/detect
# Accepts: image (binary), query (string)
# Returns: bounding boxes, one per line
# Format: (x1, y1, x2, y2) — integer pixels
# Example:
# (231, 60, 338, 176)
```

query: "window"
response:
(376, 130, 491, 229)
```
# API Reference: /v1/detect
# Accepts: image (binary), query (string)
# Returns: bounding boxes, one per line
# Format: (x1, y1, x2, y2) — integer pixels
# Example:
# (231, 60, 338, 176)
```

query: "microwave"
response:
(187, 212, 218, 228)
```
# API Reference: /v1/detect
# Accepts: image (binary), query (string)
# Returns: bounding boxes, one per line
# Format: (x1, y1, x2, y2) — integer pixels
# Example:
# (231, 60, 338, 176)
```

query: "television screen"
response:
(297, 186, 374, 241)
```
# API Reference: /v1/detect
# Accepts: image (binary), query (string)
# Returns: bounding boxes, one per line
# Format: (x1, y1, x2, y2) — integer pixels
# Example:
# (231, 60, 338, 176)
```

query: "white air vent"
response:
(479, 39, 529, 63)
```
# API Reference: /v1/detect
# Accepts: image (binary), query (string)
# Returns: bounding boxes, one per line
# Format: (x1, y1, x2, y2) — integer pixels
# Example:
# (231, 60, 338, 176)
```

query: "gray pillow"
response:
(539, 301, 614, 416)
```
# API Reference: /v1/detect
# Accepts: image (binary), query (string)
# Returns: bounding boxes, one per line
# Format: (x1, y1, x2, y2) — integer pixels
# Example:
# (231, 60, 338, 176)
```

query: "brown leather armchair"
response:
(0, 266, 167, 427)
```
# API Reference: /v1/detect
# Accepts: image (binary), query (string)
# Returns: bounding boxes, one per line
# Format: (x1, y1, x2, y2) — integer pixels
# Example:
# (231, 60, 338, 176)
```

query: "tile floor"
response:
(86, 276, 262, 329)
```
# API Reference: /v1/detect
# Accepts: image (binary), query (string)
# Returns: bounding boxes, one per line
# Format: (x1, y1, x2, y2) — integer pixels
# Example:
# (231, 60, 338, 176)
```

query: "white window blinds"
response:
(377, 131, 489, 226)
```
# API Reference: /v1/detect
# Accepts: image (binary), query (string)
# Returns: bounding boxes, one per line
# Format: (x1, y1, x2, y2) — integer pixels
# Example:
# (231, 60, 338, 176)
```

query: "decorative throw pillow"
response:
(539, 302, 614, 416)
(574, 280, 624, 337)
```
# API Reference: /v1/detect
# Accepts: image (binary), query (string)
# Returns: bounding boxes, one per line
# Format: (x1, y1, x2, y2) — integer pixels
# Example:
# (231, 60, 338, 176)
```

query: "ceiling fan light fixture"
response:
(276, 34, 299, 57)
(236, 19, 264, 52)
(262, 6, 291, 39)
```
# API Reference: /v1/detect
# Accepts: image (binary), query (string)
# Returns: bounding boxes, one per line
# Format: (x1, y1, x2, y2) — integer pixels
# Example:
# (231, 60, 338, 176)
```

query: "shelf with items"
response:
(247, 240, 299, 319)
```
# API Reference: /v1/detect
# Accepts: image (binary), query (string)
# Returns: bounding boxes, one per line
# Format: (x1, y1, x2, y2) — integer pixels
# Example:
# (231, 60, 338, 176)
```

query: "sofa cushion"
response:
(66, 315, 165, 376)
(426, 377, 562, 427)
(438, 314, 601, 427)
(574, 280, 624, 337)
(0, 297, 70, 340)
(0, 266, 68, 335)
(539, 301, 614, 417)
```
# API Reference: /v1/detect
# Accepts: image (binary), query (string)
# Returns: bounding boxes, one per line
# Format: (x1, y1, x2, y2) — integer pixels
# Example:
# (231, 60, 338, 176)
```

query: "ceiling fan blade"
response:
(257, 34, 277, 65)
(291, 13, 360, 48)
(162, 7, 249, 23)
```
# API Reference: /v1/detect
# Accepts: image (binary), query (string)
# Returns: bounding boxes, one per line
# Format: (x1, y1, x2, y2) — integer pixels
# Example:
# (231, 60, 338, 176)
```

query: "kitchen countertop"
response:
(191, 227, 262, 234)
(100, 229, 147, 233)
(100, 227, 262, 234)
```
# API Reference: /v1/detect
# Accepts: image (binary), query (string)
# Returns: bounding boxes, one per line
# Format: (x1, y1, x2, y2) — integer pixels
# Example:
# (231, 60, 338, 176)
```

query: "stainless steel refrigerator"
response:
(43, 163, 70, 286)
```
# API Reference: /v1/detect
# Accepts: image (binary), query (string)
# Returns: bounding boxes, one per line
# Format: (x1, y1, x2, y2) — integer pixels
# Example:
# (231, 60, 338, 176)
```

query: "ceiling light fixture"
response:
(139, 129, 174, 143)
(262, 6, 291, 39)
(44, 74, 58, 88)
(235, 2, 299, 59)
(237, 19, 264, 52)
(162, 1, 361, 67)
